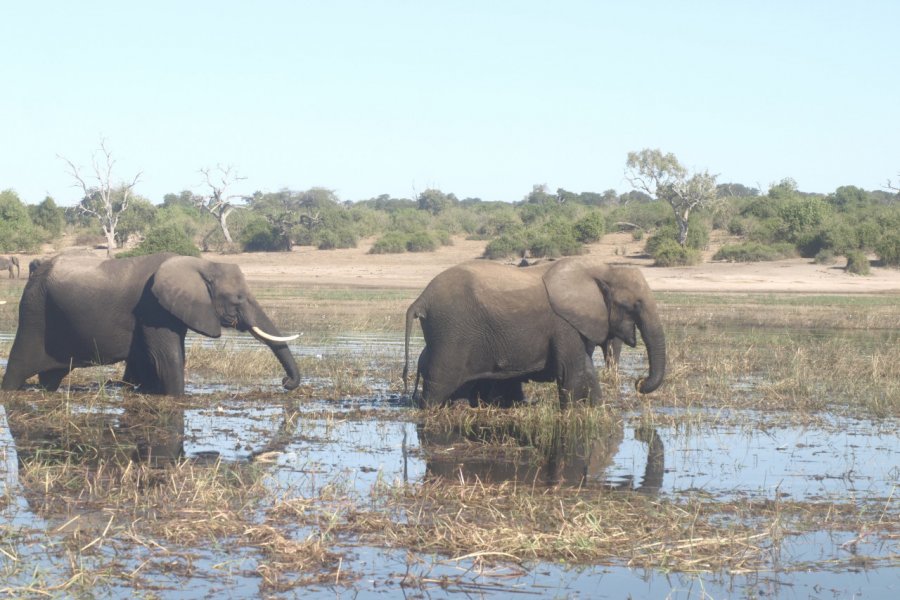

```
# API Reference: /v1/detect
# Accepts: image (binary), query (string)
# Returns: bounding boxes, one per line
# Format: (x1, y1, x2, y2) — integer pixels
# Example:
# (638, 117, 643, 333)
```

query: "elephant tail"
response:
(403, 298, 425, 396)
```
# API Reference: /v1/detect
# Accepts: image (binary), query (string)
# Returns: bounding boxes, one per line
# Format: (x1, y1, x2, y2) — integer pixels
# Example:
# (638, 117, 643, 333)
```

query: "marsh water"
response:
(1, 330, 898, 599)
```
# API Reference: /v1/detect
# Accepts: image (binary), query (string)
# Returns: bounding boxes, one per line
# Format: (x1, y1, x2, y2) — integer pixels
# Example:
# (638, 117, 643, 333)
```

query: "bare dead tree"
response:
(197, 165, 248, 247)
(60, 140, 142, 257)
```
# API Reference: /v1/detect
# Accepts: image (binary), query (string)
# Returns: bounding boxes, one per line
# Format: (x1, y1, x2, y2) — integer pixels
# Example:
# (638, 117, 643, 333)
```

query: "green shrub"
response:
(369, 232, 409, 254)
(241, 220, 283, 252)
(527, 233, 583, 258)
(483, 234, 528, 260)
(573, 212, 606, 243)
(405, 231, 439, 252)
(316, 228, 358, 250)
(727, 217, 748, 236)
(813, 249, 837, 265)
(712, 242, 796, 262)
(117, 223, 200, 258)
(631, 228, 644, 241)
(875, 231, 900, 267)
(845, 251, 871, 275)
(0, 189, 44, 252)
(652, 239, 701, 266)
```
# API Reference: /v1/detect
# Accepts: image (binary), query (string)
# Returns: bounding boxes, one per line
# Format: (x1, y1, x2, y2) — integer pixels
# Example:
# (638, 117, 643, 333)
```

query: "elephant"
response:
(1, 255, 19, 278)
(28, 258, 44, 278)
(403, 257, 666, 408)
(1, 252, 302, 395)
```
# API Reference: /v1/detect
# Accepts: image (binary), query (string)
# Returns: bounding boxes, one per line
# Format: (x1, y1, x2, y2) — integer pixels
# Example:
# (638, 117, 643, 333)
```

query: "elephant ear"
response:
(151, 256, 222, 338)
(542, 258, 609, 344)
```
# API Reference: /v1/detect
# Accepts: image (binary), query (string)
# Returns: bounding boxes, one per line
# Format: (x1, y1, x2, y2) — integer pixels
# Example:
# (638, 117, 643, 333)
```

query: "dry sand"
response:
(211, 232, 900, 295)
(10, 232, 900, 295)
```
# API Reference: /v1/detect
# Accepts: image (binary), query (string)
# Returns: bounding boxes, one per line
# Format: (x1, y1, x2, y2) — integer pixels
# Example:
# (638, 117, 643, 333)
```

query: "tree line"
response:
(1, 146, 898, 270)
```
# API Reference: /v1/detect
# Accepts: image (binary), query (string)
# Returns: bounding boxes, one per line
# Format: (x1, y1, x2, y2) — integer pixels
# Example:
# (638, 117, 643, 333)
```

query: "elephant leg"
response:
(476, 379, 526, 408)
(128, 327, 186, 395)
(38, 368, 70, 391)
(417, 346, 473, 409)
(1, 348, 69, 391)
(420, 375, 468, 409)
(602, 338, 623, 370)
(557, 352, 601, 408)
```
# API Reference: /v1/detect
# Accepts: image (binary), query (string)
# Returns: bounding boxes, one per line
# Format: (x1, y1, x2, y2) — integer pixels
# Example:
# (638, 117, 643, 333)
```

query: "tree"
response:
(417, 188, 457, 214)
(29, 196, 65, 238)
(196, 165, 247, 246)
(0, 189, 43, 252)
(625, 149, 717, 246)
(60, 140, 142, 256)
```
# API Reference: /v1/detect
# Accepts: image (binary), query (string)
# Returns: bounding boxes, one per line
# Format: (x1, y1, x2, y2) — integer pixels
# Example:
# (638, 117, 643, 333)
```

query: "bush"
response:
(651, 239, 701, 267)
(369, 232, 409, 254)
(875, 231, 900, 267)
(316, 228, 358, 250)
(241, 220, 284, 252)
(813, 249, 837, 265)
(845, 251, 871, 275)
(527, 232, 583, 258)
(573, 212, 606, 243)
(483, 234, 528, 260)
(117, 223, 200, 258)
(712, 242, 796, 262)
(727, 217, 749, 236)
(405, 231, 439, 252)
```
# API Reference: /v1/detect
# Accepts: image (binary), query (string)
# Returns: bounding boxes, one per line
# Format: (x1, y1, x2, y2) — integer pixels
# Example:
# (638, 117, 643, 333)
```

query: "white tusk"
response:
(250, 326, 299, 343)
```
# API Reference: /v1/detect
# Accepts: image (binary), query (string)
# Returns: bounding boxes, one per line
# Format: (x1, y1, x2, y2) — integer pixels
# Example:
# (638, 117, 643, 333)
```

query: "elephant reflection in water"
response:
(418, 421, 664, 493)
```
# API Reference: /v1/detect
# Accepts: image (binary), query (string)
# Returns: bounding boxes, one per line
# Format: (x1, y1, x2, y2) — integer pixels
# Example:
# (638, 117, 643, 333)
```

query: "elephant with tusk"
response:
(1, 252, 301, 395)
(404, 257, 666, 408)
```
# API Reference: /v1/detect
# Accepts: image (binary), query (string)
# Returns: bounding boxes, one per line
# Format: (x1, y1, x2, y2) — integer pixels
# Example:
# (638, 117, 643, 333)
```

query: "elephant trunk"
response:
(636, 308, 666, 394)
(242, 301, 302, 390)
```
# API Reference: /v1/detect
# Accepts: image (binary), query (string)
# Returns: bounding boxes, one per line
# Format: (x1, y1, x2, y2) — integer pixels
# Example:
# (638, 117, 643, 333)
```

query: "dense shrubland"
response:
(1, 177, 898, 269)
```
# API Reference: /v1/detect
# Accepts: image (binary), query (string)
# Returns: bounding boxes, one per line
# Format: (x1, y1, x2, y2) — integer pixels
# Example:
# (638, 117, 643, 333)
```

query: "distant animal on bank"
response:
(404, 257, 666, 409)
(2, 252, 302, 395)
(0, 256, 19, 278)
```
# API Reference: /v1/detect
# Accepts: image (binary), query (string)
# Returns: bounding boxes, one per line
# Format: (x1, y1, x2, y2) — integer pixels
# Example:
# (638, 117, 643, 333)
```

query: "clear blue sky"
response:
(2, 1, 897, 206)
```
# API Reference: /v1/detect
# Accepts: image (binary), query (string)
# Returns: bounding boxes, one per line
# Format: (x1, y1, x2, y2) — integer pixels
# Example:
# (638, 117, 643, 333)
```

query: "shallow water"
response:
(1, 393, 897, 598)
(1, 330, 898, 598)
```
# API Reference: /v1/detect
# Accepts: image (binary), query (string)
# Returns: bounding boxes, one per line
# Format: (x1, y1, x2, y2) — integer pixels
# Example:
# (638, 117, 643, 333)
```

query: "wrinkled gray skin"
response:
(2, 253, 302, 395)
(404, 257, 666, 408)
(0, 256, 19, 278)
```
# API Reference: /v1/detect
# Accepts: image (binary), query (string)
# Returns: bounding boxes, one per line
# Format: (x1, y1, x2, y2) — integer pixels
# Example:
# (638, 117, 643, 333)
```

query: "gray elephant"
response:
(1, 255, 19, 278)
(28, 258, 43, 278)
(404, 257, 666, 408)
(1, 252, 302, 395)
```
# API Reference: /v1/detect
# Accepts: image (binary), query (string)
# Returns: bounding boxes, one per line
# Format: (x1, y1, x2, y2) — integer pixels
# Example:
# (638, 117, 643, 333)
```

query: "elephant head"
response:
(542, 258, 666, 394)
(150, 256, 301, 390)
